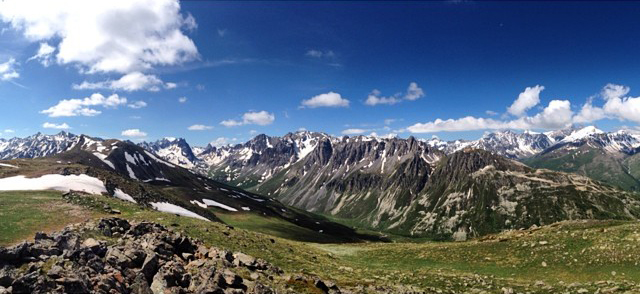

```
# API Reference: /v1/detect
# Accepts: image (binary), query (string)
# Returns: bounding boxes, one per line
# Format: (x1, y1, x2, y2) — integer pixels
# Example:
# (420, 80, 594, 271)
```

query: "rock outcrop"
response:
(0, 218, 340, 294)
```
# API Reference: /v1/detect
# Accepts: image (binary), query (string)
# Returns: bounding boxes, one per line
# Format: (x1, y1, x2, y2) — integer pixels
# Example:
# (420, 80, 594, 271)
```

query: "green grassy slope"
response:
(1, 190, 639, 292)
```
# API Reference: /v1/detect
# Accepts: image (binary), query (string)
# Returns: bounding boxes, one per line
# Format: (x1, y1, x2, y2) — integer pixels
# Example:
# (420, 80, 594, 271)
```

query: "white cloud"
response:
(407, 116, 506, 133)
(369, 132, 398, 139)
(365, 90, 401, 106)
(217, 28, 227, 37)
(341, 128, 369, 135)
(511, 100, 573, 129)
(4, 129, 15, 133)
(485, 110, 498, 116)
(127, 100, 147, 109)
(249, 130, 258, 135)
(165, 82, 177, 89)
(210, 137, 237, 147)
(27, 42, 55, 66)
(300, 92, 350, 108)
(220, 110, 275, 127)
(72, 72, 174, 92)
(602, 83, 630, 100)
(178, 96, 187, 103)
(0, 58, 19, 81)
(220, 120, 244, 127)
(0, 0, 198, 74)
(573, 98, 606, 123)
(242, 111, 275, 125)
(407, 99, 573, 133)
(600, 83, 640, 123)
(365, 82, 425, 106)
(41, 93, 127, 117)
(384, 119, 397, 125)
(42, 122, 70, 129)
(121, 129, 147, 137)
(507, 85, 544, 117)
(306, 50, 335, 58)
(404, 82, 425, 101)
(187, 124, 213, 131)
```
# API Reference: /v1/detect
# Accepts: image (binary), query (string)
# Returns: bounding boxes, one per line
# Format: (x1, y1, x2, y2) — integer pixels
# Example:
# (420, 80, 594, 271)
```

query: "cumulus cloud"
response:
(300, 92, 350, 108)
(187, 124, 213, 131)
(407, 99, 573, 133)
(600, 83, 640, 123)
(121, 129, 147, 137)
(365, 82, 424, 106)
(127, 100, 147, 109)
(0, 58, 19, 81)
(41, 93, 127, 117)
(0, 0, 198, 74)
(404, 82, 425, 101)
(573, 98, 606, 123)
(365, 90, 401, 106)
(507, 85, 544, 117)
(72, 72, 174, 92)
(221, 111, 275, 127)
(407, 117, 506, 133)
(178, 96, 187, 103)
(42, 122, 70, 129)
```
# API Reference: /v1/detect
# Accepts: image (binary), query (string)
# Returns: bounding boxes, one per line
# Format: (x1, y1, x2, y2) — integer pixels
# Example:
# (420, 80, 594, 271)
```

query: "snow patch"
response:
(126, 164, 138, 180)
(150, 202, 210, 221)
(190, 200, 208, 208)
(202, 199, 238, 212)
(92, 152, 115, 169)
(0, 174, 107, 194)
(0, 163, 18, 168)
(113, 188, 136, 203)
(144, 150, 176, 167)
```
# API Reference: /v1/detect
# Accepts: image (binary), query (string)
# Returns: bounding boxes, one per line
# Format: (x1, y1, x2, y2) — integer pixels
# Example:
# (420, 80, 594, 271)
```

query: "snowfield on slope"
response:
(0, 174, 138, 203)
(150, 202, 210, 221)
(0, 174, 108, 194)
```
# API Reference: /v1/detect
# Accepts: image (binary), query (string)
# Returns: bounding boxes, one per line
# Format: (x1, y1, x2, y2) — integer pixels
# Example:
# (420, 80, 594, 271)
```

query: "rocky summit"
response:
(0, 218, 340, 294)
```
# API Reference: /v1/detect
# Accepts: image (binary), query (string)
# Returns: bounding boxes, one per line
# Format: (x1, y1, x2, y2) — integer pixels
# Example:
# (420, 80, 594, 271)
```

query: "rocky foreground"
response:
(0, 218, 341, 294)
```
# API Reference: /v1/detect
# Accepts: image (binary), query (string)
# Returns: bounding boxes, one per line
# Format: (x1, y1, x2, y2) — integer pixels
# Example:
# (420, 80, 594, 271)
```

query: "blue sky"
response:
(1, 1, 640, 146)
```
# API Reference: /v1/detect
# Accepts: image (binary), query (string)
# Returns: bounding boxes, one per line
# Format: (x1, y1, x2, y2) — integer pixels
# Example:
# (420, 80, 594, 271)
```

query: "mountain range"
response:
(2, 126, 640, 239)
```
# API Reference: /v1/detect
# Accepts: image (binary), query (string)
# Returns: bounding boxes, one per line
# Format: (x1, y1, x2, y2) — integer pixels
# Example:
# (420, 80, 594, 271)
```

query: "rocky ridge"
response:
(0, 218, 341, 294)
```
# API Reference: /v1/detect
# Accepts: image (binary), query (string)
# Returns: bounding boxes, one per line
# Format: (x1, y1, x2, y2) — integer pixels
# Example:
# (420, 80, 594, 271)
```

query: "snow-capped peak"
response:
(562, 126, 604, 142)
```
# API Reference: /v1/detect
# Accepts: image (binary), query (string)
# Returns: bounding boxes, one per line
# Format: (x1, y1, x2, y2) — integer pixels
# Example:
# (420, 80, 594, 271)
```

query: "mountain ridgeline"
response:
(0, 134, 378, 243)
(139, 128, 640, 238)
(2, 127, 640, 239)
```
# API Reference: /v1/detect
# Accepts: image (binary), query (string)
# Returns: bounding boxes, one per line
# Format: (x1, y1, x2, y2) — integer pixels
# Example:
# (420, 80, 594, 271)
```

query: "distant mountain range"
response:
(2, 127, 639, 239)
(0, 134, 376, 242)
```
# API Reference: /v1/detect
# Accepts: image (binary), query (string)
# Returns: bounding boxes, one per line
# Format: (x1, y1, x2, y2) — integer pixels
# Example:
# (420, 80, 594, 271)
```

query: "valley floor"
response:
(1, 191, 639, 293)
